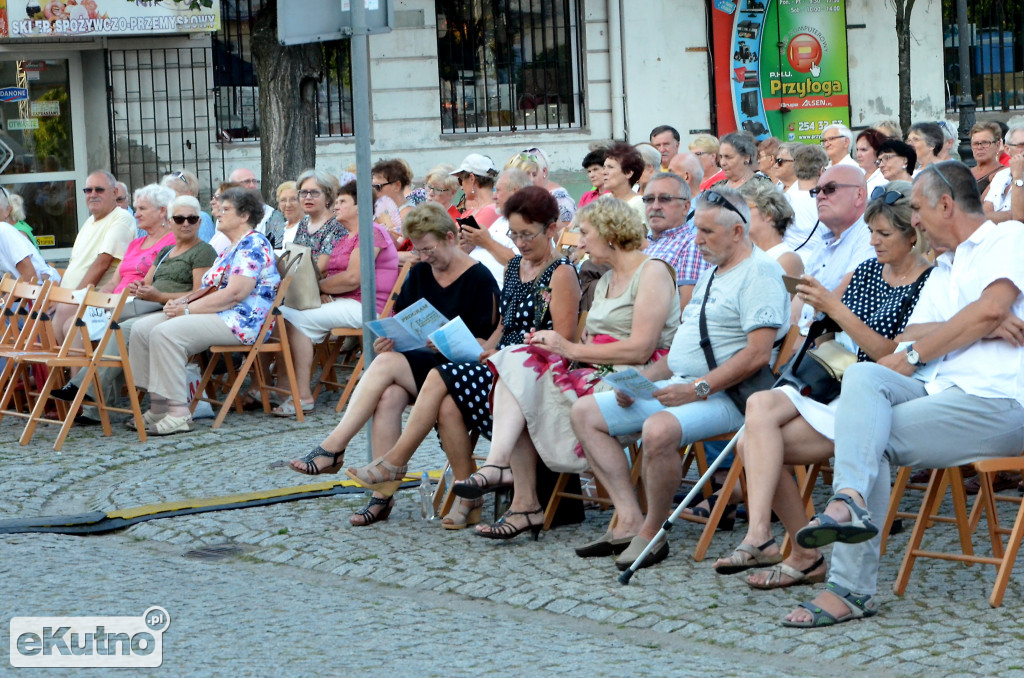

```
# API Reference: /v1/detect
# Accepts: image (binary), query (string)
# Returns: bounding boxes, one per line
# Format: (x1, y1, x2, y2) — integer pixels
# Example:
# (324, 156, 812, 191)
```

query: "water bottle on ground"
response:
(418, 471, 436, 520)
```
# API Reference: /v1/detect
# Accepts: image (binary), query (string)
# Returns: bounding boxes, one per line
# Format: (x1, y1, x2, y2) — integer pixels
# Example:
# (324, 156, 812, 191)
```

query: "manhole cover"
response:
(183, 543, 246, 561)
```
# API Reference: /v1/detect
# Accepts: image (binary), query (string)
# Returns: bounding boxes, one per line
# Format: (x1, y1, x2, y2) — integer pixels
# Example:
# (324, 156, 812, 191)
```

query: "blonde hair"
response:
(161, 169, 200, 198)
(504, 152, 540, 174)
(689, 133, 720, 154)
(275, 180, 297, 201)
(577, 196, 646, 251)
(424, 164, 459, 192)
(402, 202, 458, 241)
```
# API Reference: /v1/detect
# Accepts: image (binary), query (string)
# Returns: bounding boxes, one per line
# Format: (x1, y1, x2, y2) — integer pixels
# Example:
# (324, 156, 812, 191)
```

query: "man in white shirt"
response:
(783, 161, 1024, 628)
(458, 168, 523, 288)
(821, 124, 862, 172)
(983, 125, 1024, 223)
(783, 143, 829, 264)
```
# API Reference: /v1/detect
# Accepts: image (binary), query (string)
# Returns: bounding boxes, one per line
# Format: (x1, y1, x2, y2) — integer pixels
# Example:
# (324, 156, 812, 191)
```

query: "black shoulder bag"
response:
(697, 269, 778, 414)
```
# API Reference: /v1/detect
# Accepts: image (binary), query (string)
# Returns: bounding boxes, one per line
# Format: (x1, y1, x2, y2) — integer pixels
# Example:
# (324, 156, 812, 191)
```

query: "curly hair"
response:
(577, 196, 646, 251)
(403, 202, 458, 241)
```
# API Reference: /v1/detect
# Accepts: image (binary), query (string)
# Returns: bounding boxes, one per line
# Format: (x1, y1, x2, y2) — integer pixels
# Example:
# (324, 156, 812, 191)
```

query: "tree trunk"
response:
(894, 0, 916, 136)
(251, 0, 323, 201)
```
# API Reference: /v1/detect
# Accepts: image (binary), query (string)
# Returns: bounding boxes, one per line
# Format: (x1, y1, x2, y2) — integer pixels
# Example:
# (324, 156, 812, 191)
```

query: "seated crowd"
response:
(4, 119, 1024, 628)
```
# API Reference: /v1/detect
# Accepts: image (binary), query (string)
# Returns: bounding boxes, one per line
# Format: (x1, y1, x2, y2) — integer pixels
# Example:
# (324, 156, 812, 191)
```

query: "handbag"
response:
(697, 269, 779, 415)
(278, 243, 321, 310)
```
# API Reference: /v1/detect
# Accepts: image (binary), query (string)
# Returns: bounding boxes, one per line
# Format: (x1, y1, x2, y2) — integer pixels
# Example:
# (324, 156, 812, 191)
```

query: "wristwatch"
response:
(1014, 178, 1024, 188)
(905, 344, 924, 366)
(694, 379, 711, 400)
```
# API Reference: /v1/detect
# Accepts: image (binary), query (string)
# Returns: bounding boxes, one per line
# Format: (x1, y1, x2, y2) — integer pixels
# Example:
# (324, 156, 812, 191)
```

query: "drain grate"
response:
(183, 543, 247, 561)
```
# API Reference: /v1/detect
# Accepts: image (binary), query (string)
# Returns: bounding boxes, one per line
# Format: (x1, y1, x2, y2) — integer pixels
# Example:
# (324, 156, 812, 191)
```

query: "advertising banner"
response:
(2, 0, 220, 39)
(712, 0, 850, 142)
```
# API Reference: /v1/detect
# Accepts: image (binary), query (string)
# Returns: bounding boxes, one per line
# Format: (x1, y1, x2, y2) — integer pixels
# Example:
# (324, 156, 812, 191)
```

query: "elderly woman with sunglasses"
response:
(129, 188, 279, 435)
(288, 202, 499, 525)
(711, 181, 932, 588)
(161, 170, 216, 243)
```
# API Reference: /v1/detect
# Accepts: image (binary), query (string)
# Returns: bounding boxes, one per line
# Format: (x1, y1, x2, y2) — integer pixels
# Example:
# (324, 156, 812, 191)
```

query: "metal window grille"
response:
(944, 1, 1024, 112)
(214, 0, 353, 140)
(106, 47, 217, 200)
(436, 0, 585, 134)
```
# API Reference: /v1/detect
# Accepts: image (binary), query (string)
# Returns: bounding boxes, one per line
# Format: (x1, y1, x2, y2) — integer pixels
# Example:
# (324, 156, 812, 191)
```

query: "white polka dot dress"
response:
(437, 256, 571, 439)
(839, 259, 932, 362)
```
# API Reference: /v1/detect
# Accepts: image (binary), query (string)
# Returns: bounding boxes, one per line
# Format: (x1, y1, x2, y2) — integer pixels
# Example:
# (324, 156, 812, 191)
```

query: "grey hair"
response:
(864, 180, 926, 254)
(671, 152, 704, 187)
(425, 164, 460, 191)
(914, 160, 984, 215)
(792, 144, 829, 181)
(169, 195, 202, 217)
(695, 184, 750, 235)
(295, 168, 341, 205)
(740, 181, 793, 236)
(634, 143, 662, 169)
(647, 171, 691, 200)
(89, 170, 118, 188)
(133, 183, 176, 211)
(824, 123, 854, 150)
(499, 168, 532, 193)
(1005, 124, 1024, 144)
(720, 131, 758, 167)
(8, 192, 26, 222)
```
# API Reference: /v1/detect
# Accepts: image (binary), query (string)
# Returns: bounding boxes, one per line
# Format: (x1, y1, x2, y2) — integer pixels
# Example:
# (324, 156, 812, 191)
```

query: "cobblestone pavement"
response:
(2, 399, 1023, 676)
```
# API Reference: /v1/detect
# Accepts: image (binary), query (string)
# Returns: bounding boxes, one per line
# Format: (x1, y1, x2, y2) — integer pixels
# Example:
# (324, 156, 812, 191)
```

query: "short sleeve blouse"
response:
(201, 231, 281, 344)
(293, 216, 347, 260)
(325, 222, 400, 313)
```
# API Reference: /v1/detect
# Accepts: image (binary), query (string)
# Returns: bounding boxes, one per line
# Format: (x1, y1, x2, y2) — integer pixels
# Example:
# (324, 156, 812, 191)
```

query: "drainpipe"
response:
(608, 0, 625, 140)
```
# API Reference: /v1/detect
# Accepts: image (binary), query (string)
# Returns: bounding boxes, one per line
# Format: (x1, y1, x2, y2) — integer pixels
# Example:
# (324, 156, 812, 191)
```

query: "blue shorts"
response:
(593, 379, 745, 444)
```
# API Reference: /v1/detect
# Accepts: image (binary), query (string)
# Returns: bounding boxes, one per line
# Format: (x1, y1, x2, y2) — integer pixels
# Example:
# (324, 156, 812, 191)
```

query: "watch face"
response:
(695, 380, 711, 397)
(1015, 179, 1024, 187)
(906, 348, 919, 365)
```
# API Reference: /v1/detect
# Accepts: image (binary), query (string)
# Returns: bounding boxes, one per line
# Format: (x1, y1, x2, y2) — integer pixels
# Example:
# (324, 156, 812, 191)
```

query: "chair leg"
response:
(894, 469, 948, 596)
(881, 466, 912, 556)
(542, 472, 572, 531)
(692, 456, 744, 561)
(990, 496, 1024, 607)
(947, 466, 975, 562)
(335, 354, 364, 412)
(213, 350, 257, 429)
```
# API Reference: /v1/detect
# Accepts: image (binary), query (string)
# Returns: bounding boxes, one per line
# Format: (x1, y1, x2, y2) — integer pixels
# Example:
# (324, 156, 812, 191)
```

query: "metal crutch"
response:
(618, 425, 744, 585)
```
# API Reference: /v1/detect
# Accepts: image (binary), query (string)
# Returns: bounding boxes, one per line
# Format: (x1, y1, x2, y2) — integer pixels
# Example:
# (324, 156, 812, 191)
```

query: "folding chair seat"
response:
(190, 275, 300, 428)
(17, 288, 147, 450)
(894, 457, 1024, 608)
(313, 262, 412, 412)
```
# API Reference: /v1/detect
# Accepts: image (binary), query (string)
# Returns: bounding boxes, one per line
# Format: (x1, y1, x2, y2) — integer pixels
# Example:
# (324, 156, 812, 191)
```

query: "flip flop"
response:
(747, 555, 826, 590)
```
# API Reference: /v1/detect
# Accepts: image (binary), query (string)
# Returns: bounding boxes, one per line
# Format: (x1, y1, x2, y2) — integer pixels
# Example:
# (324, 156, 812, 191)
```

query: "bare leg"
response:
(475, 429, 542, 536)
(571, 394, 643, 539)
(375, 370, 452, 468)
(437, 392, 476, 480)
(454, 378, 524, 489)
(637, 412, 685, 541)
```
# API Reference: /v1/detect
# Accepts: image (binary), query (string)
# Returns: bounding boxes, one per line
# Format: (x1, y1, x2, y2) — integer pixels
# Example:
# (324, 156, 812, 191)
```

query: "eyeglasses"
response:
(928, 163, 956, 197)
(219, 204, 234, 215)
(171, 215, 201, 225)
(970, 140, 997, 149)
(411, 243, 441, 256)
(241, 178, 260, 186)
(641, 194, 688, 205)
(516, 152, 539, 165)
(211, 193, 222, 201)
(819, 135, 843, 145)
(875, 153, 899, 166)
(278, 196, 299, 204)
(116, 195, 127, 203)
(298, 189, 323, 198)
(82, 186, 107, 194)
(1006, 142, 1024, 150)
(691, 151, 707, 157)
(810, 182, 861, 198)
(505, 229, 545, 244)
(426, 185, 452, 194)
(701, 190, 747, 223)
(372, 180, 396, 192)
(870, 186, 906, 205)
(775, 157, 794, 167)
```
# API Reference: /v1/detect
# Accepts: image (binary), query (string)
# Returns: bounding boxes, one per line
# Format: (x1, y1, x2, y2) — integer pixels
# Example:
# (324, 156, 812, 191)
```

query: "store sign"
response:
(0, 87, 30, 102)
(712, 0, 850, 141)
(8, 119, 40, 131)
(2, 0, 220, 39)
(31, 101, 61, 117)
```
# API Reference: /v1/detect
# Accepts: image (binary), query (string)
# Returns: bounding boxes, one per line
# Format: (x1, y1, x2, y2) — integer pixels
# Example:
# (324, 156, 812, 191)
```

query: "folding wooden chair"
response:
(879, 465, 951, 555)
(555, 229, 580, 258)
(0, 277, 53, 412)
(893, 457, 1024, 608)
(190, 276, 300, 428)
(313, 262, 412, 413)
(18, 288, 147, 450)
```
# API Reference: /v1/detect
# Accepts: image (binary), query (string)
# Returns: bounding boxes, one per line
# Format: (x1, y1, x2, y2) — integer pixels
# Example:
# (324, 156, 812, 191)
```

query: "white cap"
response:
(450, 153, 497, 177)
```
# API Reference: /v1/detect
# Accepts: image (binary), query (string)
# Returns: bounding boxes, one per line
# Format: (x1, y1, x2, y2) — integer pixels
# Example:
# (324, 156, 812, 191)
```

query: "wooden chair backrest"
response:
(4, 279, 55, 353)
(379, 261, 412, 319)
(251, 275, 294, 348)
(556, 229, 580, 255)
(772, 325, 802, 373)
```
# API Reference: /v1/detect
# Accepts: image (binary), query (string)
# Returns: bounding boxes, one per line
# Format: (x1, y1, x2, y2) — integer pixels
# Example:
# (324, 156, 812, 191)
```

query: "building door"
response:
(0, 55, 88, 259)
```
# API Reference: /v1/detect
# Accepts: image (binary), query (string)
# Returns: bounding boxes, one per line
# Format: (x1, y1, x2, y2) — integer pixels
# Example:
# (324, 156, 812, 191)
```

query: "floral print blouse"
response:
(201, 231, 281, 344)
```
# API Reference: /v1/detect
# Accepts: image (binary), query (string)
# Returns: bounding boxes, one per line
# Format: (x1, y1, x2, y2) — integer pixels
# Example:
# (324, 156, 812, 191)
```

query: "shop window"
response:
(436, 0, 585, 134)
(214, 0, 353, 140)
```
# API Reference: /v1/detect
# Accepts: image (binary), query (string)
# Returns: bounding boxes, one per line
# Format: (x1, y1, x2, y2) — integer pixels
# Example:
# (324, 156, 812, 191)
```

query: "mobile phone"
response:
(457, 215, 480, 231)
(782, 275, 803, 295)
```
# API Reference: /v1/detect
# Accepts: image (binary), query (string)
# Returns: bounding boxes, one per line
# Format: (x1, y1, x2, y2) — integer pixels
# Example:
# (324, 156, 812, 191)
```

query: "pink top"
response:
(466, 203, 499, 229)
(577, 189, 605, 209)
(114, 231, 176, 293)
(325, 221, 400, 313)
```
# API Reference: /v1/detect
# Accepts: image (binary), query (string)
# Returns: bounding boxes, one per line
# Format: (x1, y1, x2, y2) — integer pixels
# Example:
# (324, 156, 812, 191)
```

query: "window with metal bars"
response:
(213, 0, 353, 140)
(435, 0, 585, 134)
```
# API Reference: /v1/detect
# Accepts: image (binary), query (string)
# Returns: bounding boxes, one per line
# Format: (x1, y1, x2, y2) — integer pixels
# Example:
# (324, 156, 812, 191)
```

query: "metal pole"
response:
(956, 0, 976, 164)
(351, 0, 377, 463)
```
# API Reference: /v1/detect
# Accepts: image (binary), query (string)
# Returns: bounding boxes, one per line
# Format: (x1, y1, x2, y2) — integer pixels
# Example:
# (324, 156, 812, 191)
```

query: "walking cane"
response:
(618, 425, 744, 585)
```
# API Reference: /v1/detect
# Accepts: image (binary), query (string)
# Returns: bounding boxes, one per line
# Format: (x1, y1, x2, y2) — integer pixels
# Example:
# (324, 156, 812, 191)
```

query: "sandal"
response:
(272, 397, 315, 417)
(344, 458, 408, 496)
(126, 410, 164, 431)
(148, 414, 193, 436)
(796, 492, 878, 549)
(747, 555, 826, 590)
(682, 492, 737, 531)
(350, 496, 395, 527)
(452, 465, 513, 499)
(713, 537, 783, 575)
(475, 507, 543, 541)
(441, 496, 483, 530)
(289, 445, 345, 475)
(781, 582, 878, 628)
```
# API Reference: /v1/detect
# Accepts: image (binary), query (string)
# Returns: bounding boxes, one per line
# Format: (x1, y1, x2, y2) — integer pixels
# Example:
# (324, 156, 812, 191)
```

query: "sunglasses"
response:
(775, 157, 794, 167)
(171, 215, 201, 225)
(82, 186, 107, 194)
(372, 180, 396, 192)
(701, 190, 747, 223)
(641, 194, 688, 205)
(870, 186, 906, 205)
(928, 163, 955, 197)
(809, 182, 860, 198)
(171, 171, 188, 185)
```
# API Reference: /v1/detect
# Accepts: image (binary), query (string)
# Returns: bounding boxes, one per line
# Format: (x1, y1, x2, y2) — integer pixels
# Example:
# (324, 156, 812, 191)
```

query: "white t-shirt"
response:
(985, 167, 1013, 212)
(907, 220, 1024, 405)
(467, 215, 518, 290)
(61, 207, 135, 289)
(0, 221, 60, 282)
(865, 168, 888, 196)
(828, 154, 864, 172)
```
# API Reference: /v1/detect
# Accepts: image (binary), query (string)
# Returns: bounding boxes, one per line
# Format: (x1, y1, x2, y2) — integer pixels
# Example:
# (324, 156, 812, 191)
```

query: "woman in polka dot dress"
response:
(712, 181, 934, 588)
(345, 187, 581, 528)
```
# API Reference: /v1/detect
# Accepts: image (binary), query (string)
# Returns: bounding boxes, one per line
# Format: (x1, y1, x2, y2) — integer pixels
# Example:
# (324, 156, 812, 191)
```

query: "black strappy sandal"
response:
(290, 446, 345, 475)
(452, 464, 513, 499)
(350, 496, 395, 527)
(476, 508, 543, 541)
